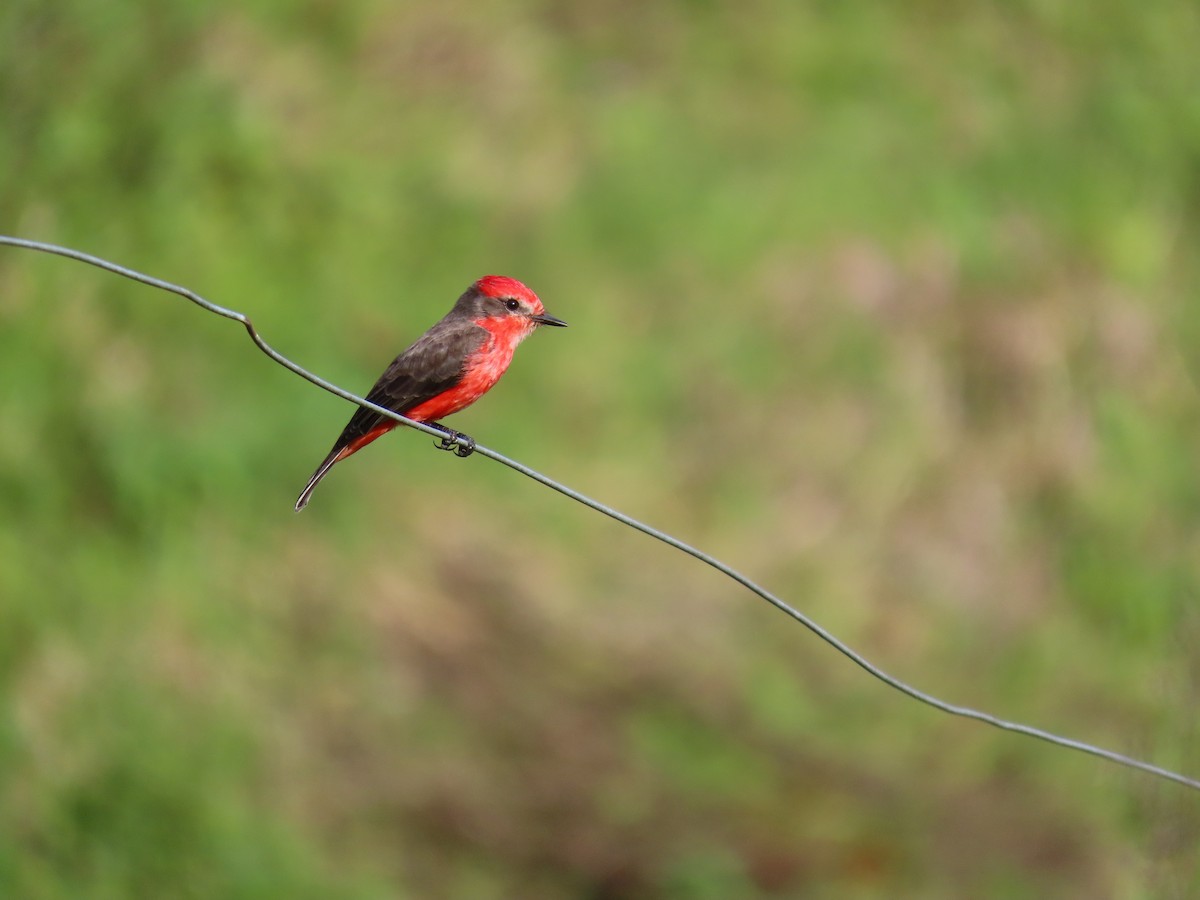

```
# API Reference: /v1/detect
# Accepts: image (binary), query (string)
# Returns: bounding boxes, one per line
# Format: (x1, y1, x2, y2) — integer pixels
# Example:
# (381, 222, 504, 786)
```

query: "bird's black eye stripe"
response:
(504, 298, 521, 311)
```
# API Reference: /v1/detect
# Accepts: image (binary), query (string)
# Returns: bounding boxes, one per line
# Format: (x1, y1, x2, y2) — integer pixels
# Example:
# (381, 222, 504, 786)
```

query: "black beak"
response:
(532, 312, 568, 327)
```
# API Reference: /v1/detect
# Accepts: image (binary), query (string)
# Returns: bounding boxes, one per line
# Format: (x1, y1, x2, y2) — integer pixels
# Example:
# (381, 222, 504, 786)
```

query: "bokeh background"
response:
(2, 2, 1199, 897)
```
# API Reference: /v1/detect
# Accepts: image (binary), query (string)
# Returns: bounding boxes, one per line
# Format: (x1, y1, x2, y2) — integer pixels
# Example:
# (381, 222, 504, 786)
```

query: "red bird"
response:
(295, 275, 566, 511)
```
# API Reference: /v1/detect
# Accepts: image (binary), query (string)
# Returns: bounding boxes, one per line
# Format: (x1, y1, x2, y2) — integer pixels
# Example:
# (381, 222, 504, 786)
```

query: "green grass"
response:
(2, 1, 1199, 896)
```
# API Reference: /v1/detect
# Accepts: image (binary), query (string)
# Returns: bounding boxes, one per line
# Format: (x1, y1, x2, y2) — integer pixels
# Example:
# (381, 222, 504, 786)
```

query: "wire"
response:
(2, 233, 1197, 792)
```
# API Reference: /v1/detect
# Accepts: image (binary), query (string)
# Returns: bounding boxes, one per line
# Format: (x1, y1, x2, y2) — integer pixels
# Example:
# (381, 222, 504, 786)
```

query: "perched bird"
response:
(295, 275, 566, 511)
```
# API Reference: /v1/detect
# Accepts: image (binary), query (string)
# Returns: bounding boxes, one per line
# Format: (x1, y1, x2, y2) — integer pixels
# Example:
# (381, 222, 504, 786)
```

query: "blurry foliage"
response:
(2, 0, 1200, 897)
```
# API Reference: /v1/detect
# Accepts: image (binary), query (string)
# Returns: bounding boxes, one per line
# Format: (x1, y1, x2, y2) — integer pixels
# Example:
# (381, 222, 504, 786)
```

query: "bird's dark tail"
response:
(294, 448, 342, 512)
(294, 422, 398, 512)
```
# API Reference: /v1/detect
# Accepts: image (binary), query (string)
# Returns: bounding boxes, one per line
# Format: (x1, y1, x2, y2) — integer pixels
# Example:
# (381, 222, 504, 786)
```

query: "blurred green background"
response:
(2, 1, 1199, 897)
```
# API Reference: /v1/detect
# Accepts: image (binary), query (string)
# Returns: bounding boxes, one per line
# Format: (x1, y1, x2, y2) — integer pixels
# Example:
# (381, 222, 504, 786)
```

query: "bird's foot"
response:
(434, 428, 476, 458)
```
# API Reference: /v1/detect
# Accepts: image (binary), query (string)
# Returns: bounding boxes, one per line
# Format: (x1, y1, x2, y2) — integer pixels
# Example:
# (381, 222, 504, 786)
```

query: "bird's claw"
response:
(435, 430, 475, 458)
(452, 434, 476, 457)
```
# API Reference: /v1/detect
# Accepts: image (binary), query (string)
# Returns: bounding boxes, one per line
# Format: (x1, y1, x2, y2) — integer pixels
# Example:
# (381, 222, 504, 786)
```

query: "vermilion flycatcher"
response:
(295, 275, 566, 511)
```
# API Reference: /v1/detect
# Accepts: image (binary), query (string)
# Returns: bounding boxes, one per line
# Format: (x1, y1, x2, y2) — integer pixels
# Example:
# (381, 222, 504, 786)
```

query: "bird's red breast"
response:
(403, 313, 532, 423)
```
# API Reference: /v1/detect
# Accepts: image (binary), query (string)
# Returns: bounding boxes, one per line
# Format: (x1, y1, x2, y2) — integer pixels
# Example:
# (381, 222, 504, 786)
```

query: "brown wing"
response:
(327, 319, 488, 456)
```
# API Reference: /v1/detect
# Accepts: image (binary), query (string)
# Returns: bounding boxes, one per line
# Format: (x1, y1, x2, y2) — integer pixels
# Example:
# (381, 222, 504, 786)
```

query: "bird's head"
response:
(471, 275, 568, 330)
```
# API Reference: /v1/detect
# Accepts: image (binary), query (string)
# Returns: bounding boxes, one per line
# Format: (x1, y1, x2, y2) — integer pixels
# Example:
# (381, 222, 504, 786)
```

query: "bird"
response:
(295, 275, 566, 511)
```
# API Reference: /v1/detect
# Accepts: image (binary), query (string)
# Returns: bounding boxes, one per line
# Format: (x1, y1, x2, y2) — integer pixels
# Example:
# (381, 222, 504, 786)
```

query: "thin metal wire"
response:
(3, 233, 1197, 793)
